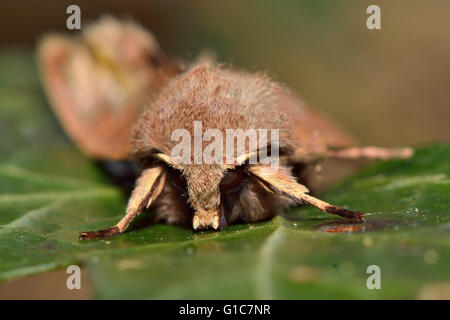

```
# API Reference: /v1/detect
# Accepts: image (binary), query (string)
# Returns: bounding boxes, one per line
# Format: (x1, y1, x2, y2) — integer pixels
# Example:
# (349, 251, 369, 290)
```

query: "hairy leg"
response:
(249, 164, 364, 221)
(79, 167, 166, 240)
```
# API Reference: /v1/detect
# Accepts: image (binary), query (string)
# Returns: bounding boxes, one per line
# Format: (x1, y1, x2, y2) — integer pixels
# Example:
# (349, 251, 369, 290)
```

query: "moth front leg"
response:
(79, 167, 166, 240)
(249, 165, 364, 221)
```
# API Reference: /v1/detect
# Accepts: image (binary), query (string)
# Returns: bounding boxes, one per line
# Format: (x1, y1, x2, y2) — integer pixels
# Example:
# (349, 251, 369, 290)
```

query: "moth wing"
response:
(37, 17, 181, 160)
(38, 35, 137, 159)
(279, 93, 413, 163)
(278, 92, 355, 162)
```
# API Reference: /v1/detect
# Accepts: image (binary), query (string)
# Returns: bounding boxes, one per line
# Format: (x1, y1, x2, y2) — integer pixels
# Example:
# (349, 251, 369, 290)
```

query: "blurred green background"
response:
(2, 0, 450, 146)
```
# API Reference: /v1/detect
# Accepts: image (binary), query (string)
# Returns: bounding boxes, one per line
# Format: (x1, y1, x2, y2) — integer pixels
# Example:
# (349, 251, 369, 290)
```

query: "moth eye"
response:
(168, 168, 187, 191)
(149, 53, 161, 67)
(220, 170, 245, 194)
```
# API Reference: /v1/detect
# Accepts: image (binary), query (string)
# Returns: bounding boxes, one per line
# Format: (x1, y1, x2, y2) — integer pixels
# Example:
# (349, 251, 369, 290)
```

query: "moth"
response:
(37, 17, 413, 239)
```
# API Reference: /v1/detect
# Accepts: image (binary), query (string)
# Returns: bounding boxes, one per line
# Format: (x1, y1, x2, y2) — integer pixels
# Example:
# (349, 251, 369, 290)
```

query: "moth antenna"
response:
(79, 167, 166, 240)
(154, 153, 182, 169)
(249, 165, 364, 221)
(327, 146, 413, 160)
(235, 151, 259, 165)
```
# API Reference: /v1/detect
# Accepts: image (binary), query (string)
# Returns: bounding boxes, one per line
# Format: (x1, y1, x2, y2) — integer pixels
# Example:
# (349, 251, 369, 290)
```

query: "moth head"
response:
(149, 153, 241, 227)
(148, 151, 298, 230)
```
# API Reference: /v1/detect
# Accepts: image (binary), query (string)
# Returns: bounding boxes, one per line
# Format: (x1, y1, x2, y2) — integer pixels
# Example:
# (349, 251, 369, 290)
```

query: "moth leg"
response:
(296, 193, 363, 221)
(249, 165, 364, 221)
(79, 167, 166, 240)
(327, 146, 413, 160)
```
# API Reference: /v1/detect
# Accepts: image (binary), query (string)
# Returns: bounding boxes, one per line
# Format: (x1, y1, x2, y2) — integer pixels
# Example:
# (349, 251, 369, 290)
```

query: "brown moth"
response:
(37, 17, 413, 239)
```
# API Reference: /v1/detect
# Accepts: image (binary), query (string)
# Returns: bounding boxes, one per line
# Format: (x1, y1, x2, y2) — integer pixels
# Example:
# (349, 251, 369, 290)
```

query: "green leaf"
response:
(0, 50, 449, 299)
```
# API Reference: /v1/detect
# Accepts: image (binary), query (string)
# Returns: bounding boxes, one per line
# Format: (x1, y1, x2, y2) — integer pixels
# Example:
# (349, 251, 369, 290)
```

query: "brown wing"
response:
(37, 16, 182, 160)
